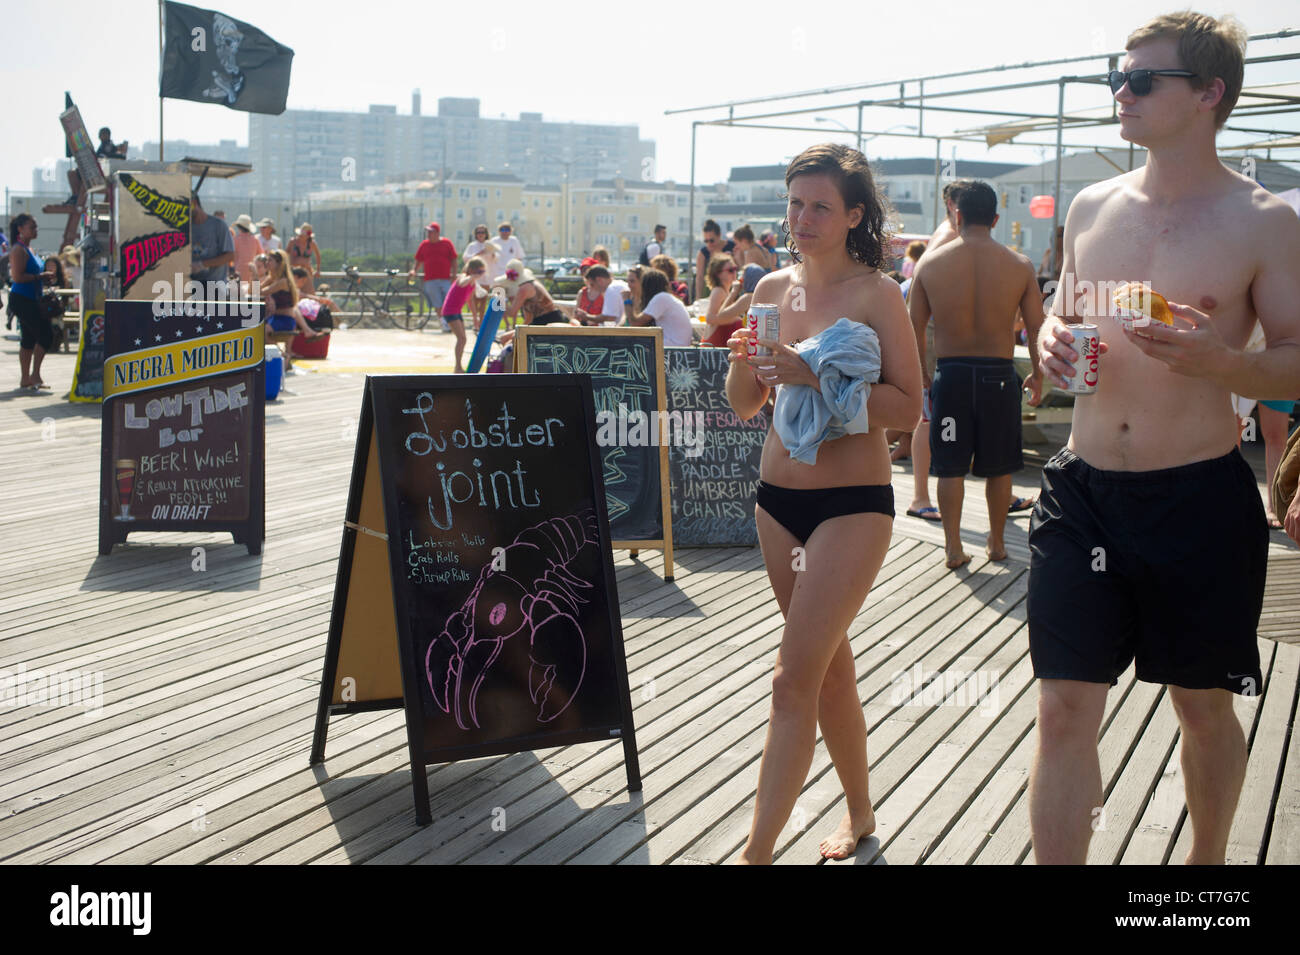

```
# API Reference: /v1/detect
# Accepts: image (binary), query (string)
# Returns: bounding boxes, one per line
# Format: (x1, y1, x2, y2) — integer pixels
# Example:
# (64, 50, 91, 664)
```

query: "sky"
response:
(4, 0, 1297, 199)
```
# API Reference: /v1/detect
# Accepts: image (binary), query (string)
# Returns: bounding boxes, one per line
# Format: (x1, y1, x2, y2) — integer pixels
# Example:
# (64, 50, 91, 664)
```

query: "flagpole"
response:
(158, 0, 165, 161)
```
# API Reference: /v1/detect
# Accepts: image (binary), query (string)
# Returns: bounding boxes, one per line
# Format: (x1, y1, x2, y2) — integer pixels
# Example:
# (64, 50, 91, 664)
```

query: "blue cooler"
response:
(265, 345, 284, 399)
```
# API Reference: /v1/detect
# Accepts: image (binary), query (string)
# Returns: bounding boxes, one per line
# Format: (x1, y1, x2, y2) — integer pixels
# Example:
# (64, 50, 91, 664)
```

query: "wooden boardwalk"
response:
(1, 331, 1298, 865)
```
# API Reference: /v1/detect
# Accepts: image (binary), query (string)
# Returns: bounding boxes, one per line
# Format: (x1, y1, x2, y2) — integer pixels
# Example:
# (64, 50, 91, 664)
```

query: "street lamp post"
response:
(532, 149, 576, 261)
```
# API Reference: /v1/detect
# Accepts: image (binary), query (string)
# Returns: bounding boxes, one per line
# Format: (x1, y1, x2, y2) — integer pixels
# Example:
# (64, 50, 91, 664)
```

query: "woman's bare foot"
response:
(946, 550, 971, 569)
(819, 806, 876, 860)
(986, 536, 1007, 561)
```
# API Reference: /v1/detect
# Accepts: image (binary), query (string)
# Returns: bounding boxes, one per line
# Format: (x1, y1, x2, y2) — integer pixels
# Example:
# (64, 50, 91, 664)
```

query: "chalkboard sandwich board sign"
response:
(665, 347, 767, 547)
(311, 375, 641, 826)
(69, 310, 107, 403)
(97, 299, 265, 555)
(515, 325, 675, 580)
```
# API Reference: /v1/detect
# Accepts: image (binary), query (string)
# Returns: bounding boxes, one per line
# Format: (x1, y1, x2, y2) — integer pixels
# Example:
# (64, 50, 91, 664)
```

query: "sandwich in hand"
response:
(1112, 282, 1175, 330)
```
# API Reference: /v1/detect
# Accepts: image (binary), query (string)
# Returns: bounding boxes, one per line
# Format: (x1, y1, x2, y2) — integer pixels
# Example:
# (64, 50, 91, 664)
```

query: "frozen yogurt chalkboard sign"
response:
(97, 299, 264, 555)
(515, 325, 674, 580)
(311, 375, 641, 825)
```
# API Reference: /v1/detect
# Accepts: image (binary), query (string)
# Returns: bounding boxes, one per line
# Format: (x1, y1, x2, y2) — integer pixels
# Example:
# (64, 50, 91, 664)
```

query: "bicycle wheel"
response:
(383, 283, 424, 330)
(333, 281, 360, 319)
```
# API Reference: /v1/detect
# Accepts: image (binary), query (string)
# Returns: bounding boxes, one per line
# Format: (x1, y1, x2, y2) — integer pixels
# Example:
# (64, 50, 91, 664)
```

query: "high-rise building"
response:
(248, 97, 653, 199)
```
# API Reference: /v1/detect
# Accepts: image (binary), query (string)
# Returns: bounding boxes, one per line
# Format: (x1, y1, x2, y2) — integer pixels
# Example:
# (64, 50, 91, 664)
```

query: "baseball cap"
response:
(427, 222, 440, 231)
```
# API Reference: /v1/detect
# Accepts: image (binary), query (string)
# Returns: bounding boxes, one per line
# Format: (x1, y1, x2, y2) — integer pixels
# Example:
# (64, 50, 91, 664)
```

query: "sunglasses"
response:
(1107, 68, 1196, 96)
(499, 227, 511, 232)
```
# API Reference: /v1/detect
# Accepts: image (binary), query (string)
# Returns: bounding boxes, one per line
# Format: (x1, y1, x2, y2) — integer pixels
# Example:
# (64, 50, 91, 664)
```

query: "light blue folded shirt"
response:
(772, 317, 882, 465)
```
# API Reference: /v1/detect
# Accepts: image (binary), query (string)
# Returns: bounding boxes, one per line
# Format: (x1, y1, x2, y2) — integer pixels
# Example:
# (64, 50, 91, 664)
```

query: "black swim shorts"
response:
(1027, 447, 1266, 695)
(928, 357, 1022, 478)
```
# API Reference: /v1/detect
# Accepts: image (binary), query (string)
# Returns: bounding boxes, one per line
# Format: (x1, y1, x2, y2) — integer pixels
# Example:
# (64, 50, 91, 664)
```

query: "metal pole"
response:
(918, 79, 925, 138)
(158, 0, 165, 161)
(688, 121, 697, 299)
(932, 138, 942, 230)
(1051, 79, 1065, 276)
(856, 103, 863, 153)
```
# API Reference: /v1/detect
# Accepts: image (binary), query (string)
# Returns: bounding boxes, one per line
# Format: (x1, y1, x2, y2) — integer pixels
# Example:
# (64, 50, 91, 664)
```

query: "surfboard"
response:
(466, 296, 506, 373)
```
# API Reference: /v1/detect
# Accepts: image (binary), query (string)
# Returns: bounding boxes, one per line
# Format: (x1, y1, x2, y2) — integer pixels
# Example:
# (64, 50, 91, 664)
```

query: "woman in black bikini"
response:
(725, 144, 923, 863)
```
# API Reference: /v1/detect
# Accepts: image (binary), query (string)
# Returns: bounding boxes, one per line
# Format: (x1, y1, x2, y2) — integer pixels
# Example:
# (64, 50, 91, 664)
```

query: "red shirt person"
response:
(409, 222, 458, 312)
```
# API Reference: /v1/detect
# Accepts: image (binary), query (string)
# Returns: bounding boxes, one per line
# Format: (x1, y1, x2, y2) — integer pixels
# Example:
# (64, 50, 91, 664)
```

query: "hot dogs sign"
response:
(115, 171, 191, 299)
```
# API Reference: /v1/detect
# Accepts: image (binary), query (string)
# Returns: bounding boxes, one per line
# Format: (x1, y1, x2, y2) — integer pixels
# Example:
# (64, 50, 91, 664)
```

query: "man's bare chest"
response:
(1072, 206, 1256, 345)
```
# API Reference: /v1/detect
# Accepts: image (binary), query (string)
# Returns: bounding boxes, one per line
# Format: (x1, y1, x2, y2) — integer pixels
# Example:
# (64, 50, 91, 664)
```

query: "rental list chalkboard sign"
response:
(515, 325, 674, 580)
(70, 310, 107, 403)
(311, 375, 641, 826)
(665, 347, 768, 547)
(97, 299, 265, 555)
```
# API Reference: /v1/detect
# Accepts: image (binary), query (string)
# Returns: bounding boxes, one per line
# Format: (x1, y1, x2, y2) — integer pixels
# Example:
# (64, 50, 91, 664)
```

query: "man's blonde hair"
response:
(1126, 12, 1248, 128)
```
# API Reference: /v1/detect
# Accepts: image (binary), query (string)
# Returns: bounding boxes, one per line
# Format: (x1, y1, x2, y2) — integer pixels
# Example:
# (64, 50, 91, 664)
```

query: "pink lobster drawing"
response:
(425, 510, 598, 730)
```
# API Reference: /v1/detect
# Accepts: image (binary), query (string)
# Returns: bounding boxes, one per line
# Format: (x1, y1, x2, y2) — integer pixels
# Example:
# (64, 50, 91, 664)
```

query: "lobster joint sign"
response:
(311, 375, 641, 826)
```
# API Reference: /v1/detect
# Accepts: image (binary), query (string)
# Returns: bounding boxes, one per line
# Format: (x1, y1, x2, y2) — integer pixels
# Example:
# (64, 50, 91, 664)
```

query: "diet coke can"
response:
(746, 304, 781, 357)
(1064, 323, 1100, 394)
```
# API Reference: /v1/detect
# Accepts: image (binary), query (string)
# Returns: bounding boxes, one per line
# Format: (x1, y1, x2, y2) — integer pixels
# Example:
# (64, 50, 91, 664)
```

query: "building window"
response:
(547, 199, 553, 208)
(477, 188, 488, 199)
(1019, 185, 1031, 204)
(459, 187, 470, 199)
(496, 189, 502, 198)
(496, 210, 504, 221)
(456, 209, 465, 220)
(628, 215, 640, 230)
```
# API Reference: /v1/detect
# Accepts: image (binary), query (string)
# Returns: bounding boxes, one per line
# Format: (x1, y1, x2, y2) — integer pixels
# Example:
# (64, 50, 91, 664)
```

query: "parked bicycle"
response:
(333, 265, 425, 329)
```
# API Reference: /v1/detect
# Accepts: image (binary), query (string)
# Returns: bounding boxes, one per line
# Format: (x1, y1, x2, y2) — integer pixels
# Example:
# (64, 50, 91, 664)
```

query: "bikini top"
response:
(271, 289, 293, 310)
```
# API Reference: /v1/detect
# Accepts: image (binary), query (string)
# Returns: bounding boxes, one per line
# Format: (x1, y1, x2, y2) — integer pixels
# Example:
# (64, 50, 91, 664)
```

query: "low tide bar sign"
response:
(97, 299, 265, 555)
(311, 375, 641, 826)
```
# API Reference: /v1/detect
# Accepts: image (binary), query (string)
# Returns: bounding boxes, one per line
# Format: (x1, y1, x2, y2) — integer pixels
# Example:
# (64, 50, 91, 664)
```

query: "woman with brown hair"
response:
(262, 249, 322, 373)
(725, 143, 921, 863)
(286, 223, 322, 293)
(650, 254, 689, 303)
(700, 253, 751, 347)
(624, 266, 693, 346)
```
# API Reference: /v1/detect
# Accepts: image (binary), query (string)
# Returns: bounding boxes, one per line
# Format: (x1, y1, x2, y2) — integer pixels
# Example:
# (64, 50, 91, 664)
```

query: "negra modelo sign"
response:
(98, 299, 264, 554)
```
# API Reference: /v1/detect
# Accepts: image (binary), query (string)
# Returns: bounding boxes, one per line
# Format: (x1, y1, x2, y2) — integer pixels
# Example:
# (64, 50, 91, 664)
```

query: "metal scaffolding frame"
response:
(669, 29, 1300, 275)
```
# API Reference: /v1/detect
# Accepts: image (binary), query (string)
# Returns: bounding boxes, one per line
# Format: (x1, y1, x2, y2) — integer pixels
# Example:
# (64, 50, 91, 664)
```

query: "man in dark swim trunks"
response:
(909, 180, 1044, 569)
(1031, 12, 1300, 865)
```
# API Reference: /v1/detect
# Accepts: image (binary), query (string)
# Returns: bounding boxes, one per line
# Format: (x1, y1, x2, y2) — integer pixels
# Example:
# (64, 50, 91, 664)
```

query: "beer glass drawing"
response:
(115, 459, 137, 521)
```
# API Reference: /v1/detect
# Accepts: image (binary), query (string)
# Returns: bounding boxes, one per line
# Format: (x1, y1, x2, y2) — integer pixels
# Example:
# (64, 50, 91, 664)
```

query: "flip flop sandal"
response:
(1009, 496, 1036, 513)
(906, 506, 941, 522)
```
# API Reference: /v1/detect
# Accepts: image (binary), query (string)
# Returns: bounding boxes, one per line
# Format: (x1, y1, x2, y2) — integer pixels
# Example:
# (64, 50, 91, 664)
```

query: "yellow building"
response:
(566, 177, 696, 265)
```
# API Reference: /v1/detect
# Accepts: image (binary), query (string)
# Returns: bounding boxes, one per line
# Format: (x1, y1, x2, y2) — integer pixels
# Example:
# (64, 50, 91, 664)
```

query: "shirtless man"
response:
(910, 180, 1043, 568)
(1030, 12, 1300, 865)
(895, 180, 972, 517)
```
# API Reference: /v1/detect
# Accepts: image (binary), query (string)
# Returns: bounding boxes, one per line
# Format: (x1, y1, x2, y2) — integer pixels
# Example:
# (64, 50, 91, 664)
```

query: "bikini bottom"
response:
(755, 481, 894, 545)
